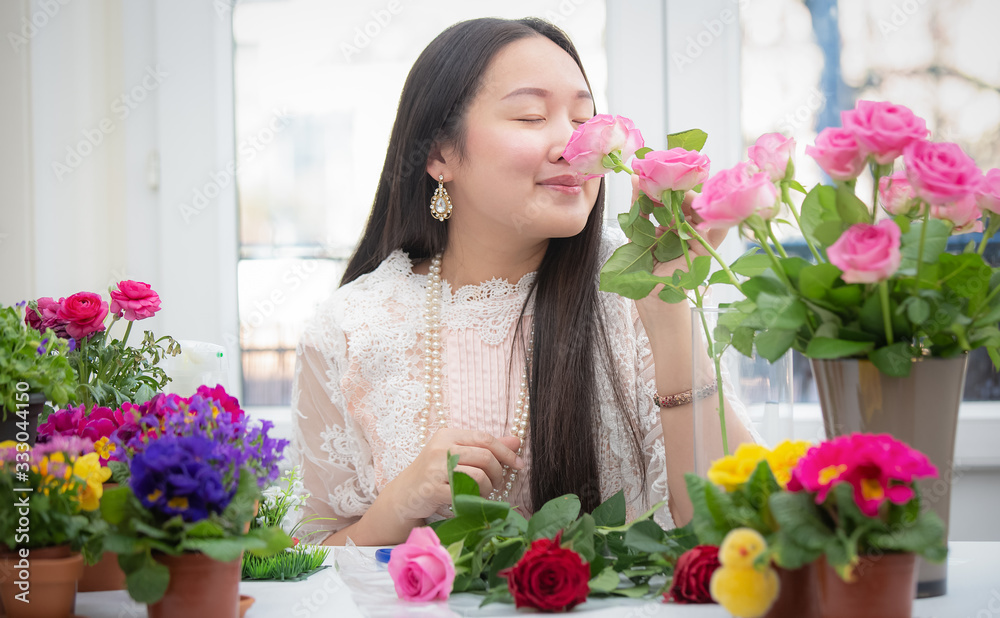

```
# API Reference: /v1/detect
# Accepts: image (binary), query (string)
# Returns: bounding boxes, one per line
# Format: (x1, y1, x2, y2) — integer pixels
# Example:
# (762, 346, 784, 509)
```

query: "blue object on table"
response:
(375, 548, 393, 564)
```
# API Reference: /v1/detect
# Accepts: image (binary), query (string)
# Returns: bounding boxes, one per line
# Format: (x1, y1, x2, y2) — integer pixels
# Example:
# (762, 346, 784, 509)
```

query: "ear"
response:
(426, 141, 456, 183)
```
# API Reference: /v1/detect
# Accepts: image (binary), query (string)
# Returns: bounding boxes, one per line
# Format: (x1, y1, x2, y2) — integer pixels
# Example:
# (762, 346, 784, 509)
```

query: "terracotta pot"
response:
(818, 553, 917, 618)
(239, 594, 255, 617)
(147, 552, 241, 618)
(764, 563, 820, 618)
(77, 551, 127, 592)
(811, 355, 966, 598)
(0, 547, 85, 618)
(0, 392, 46, 445)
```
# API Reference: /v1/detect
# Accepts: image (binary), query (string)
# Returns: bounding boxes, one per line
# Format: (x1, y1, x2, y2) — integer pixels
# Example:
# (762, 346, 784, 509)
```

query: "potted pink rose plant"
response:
(565, 100, 1000, 597)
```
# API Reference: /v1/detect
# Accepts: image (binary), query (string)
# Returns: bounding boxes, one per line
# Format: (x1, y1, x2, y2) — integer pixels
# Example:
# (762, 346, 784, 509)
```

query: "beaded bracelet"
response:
(654, 382, 718, 408)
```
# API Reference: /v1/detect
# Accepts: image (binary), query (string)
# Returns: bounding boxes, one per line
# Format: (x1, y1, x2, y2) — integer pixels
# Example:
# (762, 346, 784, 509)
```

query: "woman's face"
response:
(430, 36, 601, 242)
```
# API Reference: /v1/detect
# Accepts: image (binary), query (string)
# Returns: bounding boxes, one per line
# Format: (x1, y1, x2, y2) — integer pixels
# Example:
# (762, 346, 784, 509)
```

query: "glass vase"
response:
(692, 307, 795, 475)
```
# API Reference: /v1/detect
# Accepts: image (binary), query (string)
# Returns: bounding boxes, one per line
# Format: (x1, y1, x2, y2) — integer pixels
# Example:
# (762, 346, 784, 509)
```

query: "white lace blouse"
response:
(288, 229, 675, 541)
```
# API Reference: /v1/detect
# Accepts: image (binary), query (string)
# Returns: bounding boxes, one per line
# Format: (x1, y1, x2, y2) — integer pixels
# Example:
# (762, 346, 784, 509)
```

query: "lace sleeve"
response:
(288, 308, 376, 540)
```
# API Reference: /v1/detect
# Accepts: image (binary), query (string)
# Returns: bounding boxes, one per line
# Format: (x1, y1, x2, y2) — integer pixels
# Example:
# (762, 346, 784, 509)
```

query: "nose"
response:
(548, 116, 578, 163)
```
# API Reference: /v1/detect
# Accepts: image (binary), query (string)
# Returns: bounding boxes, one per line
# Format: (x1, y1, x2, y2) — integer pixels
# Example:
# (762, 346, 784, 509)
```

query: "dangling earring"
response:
(430, 175, 453, 221)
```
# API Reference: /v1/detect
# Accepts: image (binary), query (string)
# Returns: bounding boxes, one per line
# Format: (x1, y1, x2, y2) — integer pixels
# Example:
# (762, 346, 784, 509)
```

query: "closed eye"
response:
(517, 118, 544, 123)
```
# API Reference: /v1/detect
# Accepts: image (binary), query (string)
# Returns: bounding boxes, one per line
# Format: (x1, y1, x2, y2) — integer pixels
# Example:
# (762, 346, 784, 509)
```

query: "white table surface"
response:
(76, 542, 1000, 617)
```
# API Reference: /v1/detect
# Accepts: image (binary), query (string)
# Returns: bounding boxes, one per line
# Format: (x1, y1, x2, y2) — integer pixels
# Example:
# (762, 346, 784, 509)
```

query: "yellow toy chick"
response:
(710, 528, 780, 618)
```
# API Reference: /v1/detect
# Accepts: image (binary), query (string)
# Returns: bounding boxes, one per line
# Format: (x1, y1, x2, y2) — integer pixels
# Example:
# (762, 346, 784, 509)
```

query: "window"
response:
(740, 0, 1000, 402)
(232, 1, 608, 405)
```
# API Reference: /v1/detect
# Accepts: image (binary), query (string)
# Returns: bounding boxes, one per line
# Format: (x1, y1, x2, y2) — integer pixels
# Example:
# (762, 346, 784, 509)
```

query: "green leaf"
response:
(592, 490, 626, 527)
(181, 537, 247, 562)
(900, 218, 950, 268)
(868, 342, 913, 377)
(658, 286, 689, 304)
(634, 147, 653, 160)
(805, 337, 874, 359)
(452, 494, 510, 522)
(631, 215, 658, 248)
(827, 284, 863, 307)
(906, 297, 931, 325)
(799, 263, 842, 300)
(600, 243, 658, 299)
(623, 520, 674, 553)
(731, 326, 755, 358)
(527, 495, 581, 540)
(666, 128, 708, 152)
(588, 566, 621, 593)
(683, 474, 725, 545)
(563, 514, 596, 561)
(610, 583, 650, 598)
(100, 486, 131, 524)
(789, 180, 807, 194)
(653, 230, 684, 263)
(124, 554, 171, 604)
(434, 515, 489, 546)
(835, 183, 872, 224)
(755, 328, 798, 362)
(731, 253, 772, 277)
(800, 184, 838, 248)
(769, 492, 833, 553)
(756, 293, 808, 330)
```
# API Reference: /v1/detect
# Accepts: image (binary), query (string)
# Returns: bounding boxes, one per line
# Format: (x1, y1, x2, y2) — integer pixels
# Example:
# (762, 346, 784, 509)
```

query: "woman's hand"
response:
(380, 428, 524, 523)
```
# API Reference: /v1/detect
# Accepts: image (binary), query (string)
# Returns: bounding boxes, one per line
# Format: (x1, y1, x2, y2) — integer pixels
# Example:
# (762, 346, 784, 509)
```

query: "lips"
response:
(539, 175, 583, 187)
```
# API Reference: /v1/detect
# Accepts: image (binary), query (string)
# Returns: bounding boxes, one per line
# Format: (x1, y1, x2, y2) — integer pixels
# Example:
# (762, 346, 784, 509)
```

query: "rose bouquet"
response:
(98, 386, 291, 604)
(385, 453, 698, 611)
(24, 280, 180, 411)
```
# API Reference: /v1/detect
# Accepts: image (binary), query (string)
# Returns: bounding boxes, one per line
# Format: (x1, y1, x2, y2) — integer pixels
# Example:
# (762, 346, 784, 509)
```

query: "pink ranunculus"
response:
(691, 162, 779, 231)
(878, 171, 919, 216)
(58, 292, 109, 339)
(841, 100, 929, 164)
(827, 220, 902, 284)
(632, 148, 711, 202)
(25, 297, 70, 338)
(931, 195, 983, 234)
(805, 128, 867, 181)
(387, 527, 456, 602)
(561, 114, 644, 177)
(903, 140, 983, 206)
(109, 280, 161, 321)
(977, 168, 1000, 215)
(747, 132, 795, 182)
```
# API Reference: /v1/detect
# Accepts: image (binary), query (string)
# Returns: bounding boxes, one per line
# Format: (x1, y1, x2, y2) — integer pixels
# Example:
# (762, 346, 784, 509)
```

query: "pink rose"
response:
(691, 162, 779, 231)
(903, 140, 983, 206)
(841, 100, 929, 164)
(110, 280, 161, 321)
(58, 292, 109, 339)
(632, 148, 711, 201)
(387, 527, 455, 602)
(827, 220, 902, 284)
(931, 195, 983, 234)
(747, 132, 795, 182)
(878, 171, 919, 216)
(805, 128, 866, 181)
(977, 168, 1000, 215)
(562, 114, 644, 177)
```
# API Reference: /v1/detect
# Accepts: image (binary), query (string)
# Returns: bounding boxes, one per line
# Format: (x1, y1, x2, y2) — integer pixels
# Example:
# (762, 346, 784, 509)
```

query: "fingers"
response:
(454, 430, 525, 471)
(451, 444, 504, 492)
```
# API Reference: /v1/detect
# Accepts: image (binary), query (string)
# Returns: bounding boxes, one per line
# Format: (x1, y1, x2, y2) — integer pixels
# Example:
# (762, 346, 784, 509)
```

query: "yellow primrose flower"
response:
(94, 436, 117, 461)
(72, 452, 112, 511)
(708, 443, 771, 491)
(764, 440, 812, 489)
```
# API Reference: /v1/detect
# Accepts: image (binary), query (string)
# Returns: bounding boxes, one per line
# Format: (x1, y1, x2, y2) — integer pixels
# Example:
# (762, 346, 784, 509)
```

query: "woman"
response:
(289, 17, 750, 546)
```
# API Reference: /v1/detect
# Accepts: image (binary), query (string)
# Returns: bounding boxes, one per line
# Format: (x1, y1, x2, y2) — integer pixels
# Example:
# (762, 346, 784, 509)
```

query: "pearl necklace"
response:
(418, 253, 532, 502)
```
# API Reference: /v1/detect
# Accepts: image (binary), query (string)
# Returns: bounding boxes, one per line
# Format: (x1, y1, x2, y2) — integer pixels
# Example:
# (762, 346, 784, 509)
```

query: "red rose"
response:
(665, 545, 721, 604)
(57, 292, 109, 339)
(500, 532, 590, 612)
(109, 280, 161, 321)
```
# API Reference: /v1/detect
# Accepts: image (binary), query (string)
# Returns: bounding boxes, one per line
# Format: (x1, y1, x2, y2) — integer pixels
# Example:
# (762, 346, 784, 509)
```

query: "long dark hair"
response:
(342, 17, 646, 514)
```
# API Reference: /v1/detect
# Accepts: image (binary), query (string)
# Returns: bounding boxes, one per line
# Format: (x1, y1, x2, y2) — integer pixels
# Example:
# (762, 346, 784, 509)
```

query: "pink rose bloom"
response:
(388, 527, 456, 602)
(931, 195, 983, 234)
(691, 162, 778, 232)
(632, 148, 710, 201)
(110, 280, 161, 321)
(977, 168, 1000, 215)
(827, 220, 902, 284)
(562, 114, 644, 177)
(747, 132, 795, 182)
(805, 128, 867, 181)
(58, 291, 109, 339)
(903, 140, 983, 206)
(878, 171, 918, 216)
(841, 100, 929, 164)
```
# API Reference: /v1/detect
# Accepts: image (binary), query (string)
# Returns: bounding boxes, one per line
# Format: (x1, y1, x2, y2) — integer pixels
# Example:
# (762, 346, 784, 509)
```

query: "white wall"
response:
(0, 0, 242, 396)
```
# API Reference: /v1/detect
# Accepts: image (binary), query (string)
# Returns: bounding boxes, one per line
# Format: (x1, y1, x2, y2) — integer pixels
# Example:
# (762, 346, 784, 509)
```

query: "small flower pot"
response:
(0, 392, 46, 445)
(764, 563, 820, 618)
(77, 551, 127, 592)
(0, 546, 85, 618)
(147, 552, 241, 618)
(818, 553, 917, 618)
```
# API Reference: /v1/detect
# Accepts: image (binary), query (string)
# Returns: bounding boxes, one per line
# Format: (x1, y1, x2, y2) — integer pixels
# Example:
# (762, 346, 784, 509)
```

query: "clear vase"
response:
(692, 307, 795, 475)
